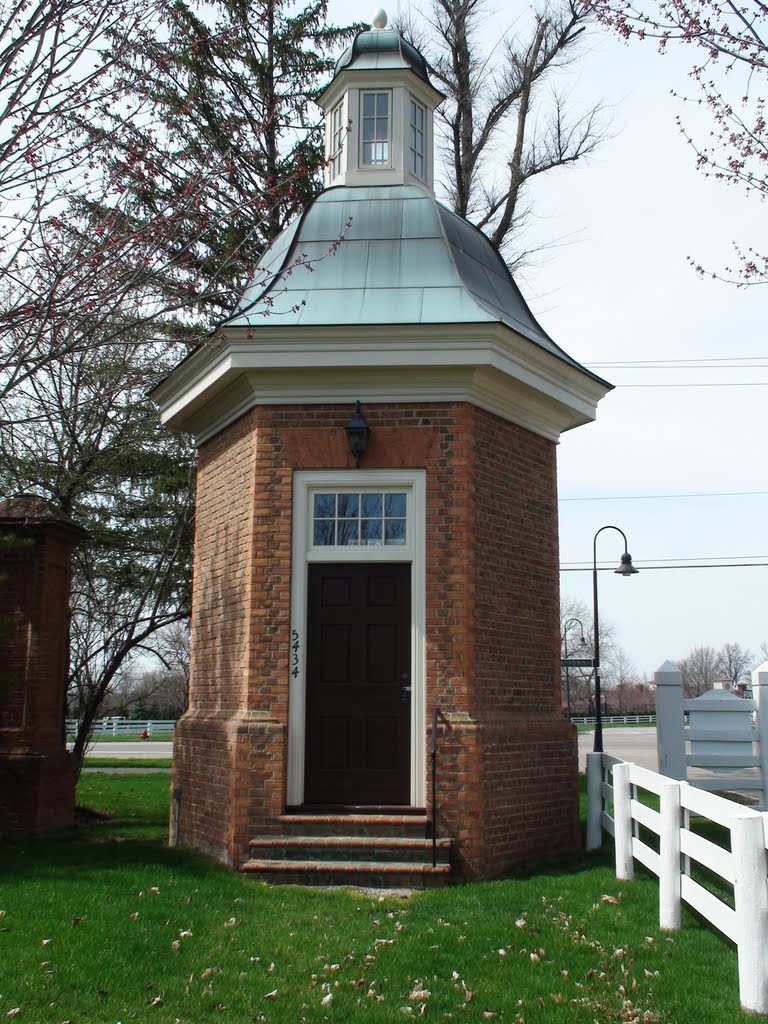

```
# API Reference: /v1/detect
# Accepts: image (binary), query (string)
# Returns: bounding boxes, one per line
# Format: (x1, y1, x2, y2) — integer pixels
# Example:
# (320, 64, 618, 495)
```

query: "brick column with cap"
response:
(0, 495, 87, 834)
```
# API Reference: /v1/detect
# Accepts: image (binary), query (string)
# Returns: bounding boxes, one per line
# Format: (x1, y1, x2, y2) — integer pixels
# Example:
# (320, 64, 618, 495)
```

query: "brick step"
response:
(241, 857, 452, 889)
(247, 834, 451, 864)
(274, 813, 430, 838)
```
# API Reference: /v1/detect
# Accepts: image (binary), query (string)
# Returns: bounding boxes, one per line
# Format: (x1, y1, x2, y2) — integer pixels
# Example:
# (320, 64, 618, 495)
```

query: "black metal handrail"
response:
(430, 706, 441, 867)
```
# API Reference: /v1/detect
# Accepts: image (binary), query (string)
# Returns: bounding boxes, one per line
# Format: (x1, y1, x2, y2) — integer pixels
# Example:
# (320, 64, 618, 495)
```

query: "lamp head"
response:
(345, 400, 370, 468)
(614, 551, 639, 576)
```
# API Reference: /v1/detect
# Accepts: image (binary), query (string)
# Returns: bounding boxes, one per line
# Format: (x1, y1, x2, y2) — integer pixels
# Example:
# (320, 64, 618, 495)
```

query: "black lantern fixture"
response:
(345, 400, 370, 468)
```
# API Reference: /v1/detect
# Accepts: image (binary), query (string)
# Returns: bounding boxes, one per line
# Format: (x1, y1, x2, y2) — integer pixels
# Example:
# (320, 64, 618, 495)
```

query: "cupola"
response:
(318, 9, 444, 192)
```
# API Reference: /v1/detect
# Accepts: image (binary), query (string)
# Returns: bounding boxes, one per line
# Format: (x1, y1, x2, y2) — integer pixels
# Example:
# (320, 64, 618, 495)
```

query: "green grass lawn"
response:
(0, 775, 754, 1024)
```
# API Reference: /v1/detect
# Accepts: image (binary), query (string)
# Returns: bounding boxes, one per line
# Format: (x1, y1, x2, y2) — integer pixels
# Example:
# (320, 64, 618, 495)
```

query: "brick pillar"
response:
(0, 496, 87, 834)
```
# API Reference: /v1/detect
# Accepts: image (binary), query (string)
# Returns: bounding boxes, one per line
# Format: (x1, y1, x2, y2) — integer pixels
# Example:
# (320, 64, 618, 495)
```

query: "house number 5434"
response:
(291, 629, 300, 678)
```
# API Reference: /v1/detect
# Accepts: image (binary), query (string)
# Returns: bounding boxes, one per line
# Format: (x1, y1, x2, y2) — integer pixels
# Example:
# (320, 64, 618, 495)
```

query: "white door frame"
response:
(287, 469, 426, 807)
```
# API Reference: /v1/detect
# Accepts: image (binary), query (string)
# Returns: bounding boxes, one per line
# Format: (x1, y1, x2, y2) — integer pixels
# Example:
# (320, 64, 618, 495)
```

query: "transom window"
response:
(361, 91, 390, 166)
(409, 99, 425, 178)
(313, 491, 406, 546)
(330, 101, 344, 178)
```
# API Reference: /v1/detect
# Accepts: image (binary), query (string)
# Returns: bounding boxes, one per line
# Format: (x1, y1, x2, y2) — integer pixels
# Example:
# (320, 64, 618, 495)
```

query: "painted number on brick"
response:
(291, 629, 301, 678)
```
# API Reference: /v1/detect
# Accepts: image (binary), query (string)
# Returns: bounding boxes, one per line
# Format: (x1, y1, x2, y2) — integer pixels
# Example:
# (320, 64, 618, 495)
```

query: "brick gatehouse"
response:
(152, 12, 610, 885)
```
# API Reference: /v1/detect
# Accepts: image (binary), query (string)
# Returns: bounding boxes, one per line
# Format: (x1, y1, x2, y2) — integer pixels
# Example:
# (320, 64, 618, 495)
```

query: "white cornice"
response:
(152, 323, 610, 446)
(319, 67, 443, 112)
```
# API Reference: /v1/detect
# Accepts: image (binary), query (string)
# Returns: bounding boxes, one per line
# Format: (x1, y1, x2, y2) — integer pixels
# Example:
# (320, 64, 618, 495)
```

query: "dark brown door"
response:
(304, 562, 411, 805)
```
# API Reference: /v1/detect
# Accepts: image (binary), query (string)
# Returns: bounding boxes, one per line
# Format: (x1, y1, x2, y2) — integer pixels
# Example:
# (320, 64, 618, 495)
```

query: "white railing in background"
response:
(586, 751, 768, 1014)
(66, 719, 177, 737)
(656, 660, 768, 808)
(572, 714, 655, 725)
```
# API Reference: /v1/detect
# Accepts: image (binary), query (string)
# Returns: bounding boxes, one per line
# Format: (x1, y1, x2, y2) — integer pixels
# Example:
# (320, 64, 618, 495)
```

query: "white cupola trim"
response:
(318, 10, 444, 193)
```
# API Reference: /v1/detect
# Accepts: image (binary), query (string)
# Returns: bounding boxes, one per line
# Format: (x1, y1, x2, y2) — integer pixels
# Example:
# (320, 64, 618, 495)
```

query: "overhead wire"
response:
(561, 563, 768, 571)
(559, 490, 768, 502)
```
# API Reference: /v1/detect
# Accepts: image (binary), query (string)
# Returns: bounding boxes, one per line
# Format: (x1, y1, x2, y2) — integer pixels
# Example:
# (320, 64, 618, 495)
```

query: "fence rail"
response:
(587, 751, 768, 1014)
(66, 719, 177, 737)
(571, 714, 655, 726)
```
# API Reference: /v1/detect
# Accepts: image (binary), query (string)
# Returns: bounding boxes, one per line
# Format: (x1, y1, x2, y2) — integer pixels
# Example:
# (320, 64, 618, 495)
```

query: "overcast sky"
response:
(327, 1, 767, 680)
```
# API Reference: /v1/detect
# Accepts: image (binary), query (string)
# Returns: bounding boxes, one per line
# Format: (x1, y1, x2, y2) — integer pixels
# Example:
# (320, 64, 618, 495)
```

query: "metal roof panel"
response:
(222, 186, 592, 377)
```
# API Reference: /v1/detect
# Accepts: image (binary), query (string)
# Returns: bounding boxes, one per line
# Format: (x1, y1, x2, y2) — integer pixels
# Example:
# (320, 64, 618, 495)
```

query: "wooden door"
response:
(304, 562, 411, 806)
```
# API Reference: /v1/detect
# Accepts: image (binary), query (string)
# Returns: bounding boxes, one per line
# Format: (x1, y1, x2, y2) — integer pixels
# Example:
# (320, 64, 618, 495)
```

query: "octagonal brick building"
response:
(152, 14, 611, 884)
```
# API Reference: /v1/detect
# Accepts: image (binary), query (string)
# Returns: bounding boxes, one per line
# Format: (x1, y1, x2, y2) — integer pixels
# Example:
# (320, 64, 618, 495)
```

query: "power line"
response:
(561, 562, 768, 572)
(559, 490, 768, 502)
(588, 356, 768, 367)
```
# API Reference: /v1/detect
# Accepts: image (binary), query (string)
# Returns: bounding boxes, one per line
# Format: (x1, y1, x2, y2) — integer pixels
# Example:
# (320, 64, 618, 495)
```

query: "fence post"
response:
(612, 762, 634, 880)
(655, 661, 686, 779)
(658, 779, 682, 930)
(586, 752, 604, 851)
(731, 811, 768, 1014)
(752, 662, 768, 810)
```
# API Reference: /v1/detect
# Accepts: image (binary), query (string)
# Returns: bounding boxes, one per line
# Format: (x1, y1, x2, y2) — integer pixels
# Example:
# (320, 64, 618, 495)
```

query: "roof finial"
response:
(372, 8, 388, 29)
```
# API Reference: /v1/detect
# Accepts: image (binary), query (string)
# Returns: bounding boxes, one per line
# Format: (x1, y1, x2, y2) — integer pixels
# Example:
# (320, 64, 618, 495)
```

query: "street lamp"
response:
(592, 525, 639, 753)
(562, 616, 587, 720)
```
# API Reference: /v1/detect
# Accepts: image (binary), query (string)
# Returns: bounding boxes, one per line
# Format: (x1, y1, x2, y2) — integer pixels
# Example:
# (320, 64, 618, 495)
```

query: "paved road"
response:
(78, 741, 174, 758)
(578, 727, 658, 771)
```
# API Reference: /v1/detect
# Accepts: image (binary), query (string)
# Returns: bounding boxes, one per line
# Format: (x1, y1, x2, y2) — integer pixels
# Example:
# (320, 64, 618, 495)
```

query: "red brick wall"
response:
(175, 401, 578, 875)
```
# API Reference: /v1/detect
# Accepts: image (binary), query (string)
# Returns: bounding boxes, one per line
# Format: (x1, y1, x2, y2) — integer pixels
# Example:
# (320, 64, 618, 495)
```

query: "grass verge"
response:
(0, 774, 753, 1024)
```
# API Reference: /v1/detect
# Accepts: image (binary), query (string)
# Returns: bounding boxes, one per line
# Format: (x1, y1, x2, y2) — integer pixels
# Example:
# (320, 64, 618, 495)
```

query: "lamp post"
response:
(592, 526, 639, 753)
(562, 616, 587, 720)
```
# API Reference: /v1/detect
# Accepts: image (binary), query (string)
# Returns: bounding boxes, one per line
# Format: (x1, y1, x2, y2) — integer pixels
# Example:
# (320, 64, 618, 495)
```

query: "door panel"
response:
(304, 562, 411, 805)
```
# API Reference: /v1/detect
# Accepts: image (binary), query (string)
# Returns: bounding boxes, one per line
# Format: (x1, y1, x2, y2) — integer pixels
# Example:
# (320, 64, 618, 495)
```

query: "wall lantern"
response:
(345, 400, 370, 468)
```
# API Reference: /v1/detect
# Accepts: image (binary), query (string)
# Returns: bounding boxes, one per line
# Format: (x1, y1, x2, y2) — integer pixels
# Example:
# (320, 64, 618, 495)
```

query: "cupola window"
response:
(329, 101, 344, 178)
(361, 91, 390, 165)
(409, 99, 426, 179)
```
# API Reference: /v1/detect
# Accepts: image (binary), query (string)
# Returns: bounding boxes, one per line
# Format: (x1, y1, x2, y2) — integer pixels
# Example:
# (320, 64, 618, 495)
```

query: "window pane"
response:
(311, 488, 408, 548)
(314, 493, 335, 517)
(314, 520, 335, 546)
(385, 493, 406, 517)
(363, 93, 375, 116)
(361, 493, 382, 517)
(361, 519, 383, 545)
(337, 493, 359, 518)
(363, 119, 375, 141)
(384, 519, 406, 545)
(376, 93, 389, 116)
(337, 519, 359, 545)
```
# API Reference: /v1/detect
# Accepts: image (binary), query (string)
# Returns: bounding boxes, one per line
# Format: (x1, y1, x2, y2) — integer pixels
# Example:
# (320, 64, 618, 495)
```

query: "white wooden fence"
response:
(66, 719, 177, 737)
(571, 714, 656, 725)
(587, 751, 768, 1014)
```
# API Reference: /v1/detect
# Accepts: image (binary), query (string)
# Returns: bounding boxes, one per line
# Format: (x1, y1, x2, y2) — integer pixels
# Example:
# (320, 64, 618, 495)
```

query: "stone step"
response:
(274, 812, 430, 838)
(247, 834, 451, 864)
(241, 857, 452, 889)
